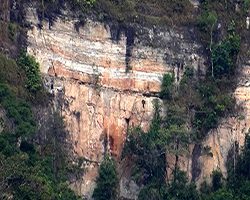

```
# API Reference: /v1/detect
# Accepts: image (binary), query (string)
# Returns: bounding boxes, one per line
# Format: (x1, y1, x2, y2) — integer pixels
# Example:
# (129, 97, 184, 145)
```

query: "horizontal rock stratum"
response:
(26, 6, 250, 199)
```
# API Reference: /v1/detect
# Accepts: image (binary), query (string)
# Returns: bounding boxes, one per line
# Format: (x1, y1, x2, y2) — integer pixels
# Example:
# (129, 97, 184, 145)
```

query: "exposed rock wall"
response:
(195, 61, 250, 184)
(167, 60, 250, 185)
(24, 5, 250, 199)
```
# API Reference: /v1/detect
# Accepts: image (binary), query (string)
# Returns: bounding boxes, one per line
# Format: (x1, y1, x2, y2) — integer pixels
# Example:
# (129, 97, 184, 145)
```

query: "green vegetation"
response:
(211, 170, 223, 192)
(7, 22, 17, 41)
(138, 168, 200, 200)
(123, 101, 250, 200)
(123, 23, 241, 193)
(18, 52, 42, 93)
(154, 26, 240, 141)
(0, 54, 26, 96)
(192, 4, 241, 139)
(123, 99, 193, 199)
(0, 84, 36, 138)
(38, 0, 96, 23)
(123, 100, 166, 185)
(122, 1, 246, 200)
(36, 0, 193, 27)
(212, 31, 240, 78)
(0, 21, 23, 56)
(1, 0, 250, 199)
(0, 54, 80, 199)
(198, 11, 218, 34)
(92, 156, 118, 200)
(160, 73, 174, 100)
(94, 0, 193, 26)
(244, 0, 250, 11)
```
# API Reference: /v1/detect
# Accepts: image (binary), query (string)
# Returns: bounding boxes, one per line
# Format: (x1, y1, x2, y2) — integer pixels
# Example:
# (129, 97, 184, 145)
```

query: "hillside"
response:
(0, 0, 250, 199)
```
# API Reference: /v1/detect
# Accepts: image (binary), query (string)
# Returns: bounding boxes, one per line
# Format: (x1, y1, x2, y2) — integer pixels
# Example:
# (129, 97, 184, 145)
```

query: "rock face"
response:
(194, 61, 250, 184)
(25, 6, 250, 199)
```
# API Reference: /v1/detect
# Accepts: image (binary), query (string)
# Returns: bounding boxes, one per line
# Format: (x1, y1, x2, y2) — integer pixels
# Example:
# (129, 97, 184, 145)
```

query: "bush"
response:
(0, 84, 36, 138)
(160, 73, 174, 99)
(0, 54, 27, 94)
(0, 87, 80, 199)
(138, 184, 166, 200)
(18, 52, 42, 93)
(197, 11, 217, 33)
(208, 189, 234, 200)
(212, 33, 240, 78)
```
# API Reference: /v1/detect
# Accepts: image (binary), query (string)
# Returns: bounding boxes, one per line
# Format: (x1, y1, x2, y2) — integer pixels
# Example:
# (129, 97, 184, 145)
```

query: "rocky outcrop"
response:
(24, 5, 250, 199)
(26, 7, 204, 197)
(194, 61, 250, 184)
(168, 59, 250, 185)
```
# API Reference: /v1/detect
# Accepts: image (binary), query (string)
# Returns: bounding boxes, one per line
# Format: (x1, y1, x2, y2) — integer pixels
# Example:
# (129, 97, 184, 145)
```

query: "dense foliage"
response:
(212, 31, 240, 78)
(17, 52, 42, 93)
(0, 54, 79, 199)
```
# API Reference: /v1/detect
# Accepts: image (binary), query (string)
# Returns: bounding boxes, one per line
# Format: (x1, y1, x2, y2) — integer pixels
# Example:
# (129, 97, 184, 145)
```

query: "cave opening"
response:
(142, 100, 146, 109)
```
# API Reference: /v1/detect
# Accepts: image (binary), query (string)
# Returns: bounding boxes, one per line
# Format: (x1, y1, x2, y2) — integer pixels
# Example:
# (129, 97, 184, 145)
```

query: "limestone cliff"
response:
(24, 3, 250, 199)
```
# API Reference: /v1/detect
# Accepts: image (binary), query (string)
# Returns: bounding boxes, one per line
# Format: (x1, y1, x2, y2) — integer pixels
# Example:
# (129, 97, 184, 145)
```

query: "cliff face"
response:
(195, 61, 250, 184)
(25, 4, 250, 199)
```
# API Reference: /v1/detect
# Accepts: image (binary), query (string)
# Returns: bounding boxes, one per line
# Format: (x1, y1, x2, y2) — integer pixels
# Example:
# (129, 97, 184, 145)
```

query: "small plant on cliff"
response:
(92, 65, 101, 93)
(160, 73, 174, 100)
(92, 156, 118, 200)
(198, 10, 218, 77)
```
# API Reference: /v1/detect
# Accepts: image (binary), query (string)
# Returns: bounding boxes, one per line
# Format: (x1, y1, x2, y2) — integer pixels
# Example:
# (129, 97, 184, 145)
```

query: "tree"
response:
(212, 32, 240, 78)
(208, 189, 234, 200)
(160, 73, 174, 100)
(211, 170, 223, 191)
(92, 156, 118, 200)
(197, 11, 218, 77)
(168, 168, 200, 200)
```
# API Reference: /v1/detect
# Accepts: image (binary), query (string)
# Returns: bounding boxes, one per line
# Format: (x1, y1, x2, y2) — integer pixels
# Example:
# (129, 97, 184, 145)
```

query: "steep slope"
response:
(1, 0, 250, 199)
(25, 4, 205, 197)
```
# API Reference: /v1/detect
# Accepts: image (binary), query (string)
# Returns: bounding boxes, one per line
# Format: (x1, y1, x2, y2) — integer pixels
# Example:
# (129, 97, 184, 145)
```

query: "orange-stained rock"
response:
(26, 7, 205, 198)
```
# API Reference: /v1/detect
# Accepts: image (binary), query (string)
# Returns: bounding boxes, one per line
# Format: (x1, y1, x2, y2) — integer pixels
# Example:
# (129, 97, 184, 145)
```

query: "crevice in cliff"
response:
(125, 26, 135, 72)
(109, 23, 135, 72)
(73, 78, 160, 98)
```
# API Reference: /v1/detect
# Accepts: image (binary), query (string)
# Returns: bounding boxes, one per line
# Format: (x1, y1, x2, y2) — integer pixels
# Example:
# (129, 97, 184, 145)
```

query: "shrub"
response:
(211, 170, 223, 191)
(212, 33, 240, 78)
(197, 11, 217, 33)
(0, 84, 36, 137)
(18, 52, 42, 93)
(160, 73, 174, 100)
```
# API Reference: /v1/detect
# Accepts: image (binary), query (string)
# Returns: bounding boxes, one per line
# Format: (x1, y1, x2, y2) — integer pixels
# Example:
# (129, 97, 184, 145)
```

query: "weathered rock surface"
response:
(0, 109, 6, 134)
(24, 6, 250, 199)
(194, 61, 250, 184)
